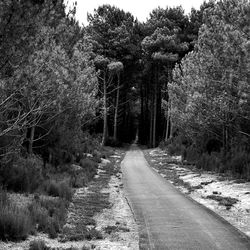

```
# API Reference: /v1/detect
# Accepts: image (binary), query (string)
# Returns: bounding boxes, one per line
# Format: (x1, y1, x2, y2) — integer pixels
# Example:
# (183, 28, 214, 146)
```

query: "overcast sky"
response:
(65, 0, 206, 26)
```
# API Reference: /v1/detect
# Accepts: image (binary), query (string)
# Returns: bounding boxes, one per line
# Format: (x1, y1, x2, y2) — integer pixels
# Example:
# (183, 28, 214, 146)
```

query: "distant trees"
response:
(1, 0, 249, 178)
(88, 5, 140, 144)
(139, 6, 198, 146)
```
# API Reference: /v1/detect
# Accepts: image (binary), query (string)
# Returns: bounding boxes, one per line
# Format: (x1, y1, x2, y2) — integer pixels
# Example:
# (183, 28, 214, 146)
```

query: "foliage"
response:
(45, 180, 72, 201)
(28, 201, 49, 232)
(169, 0, 250, 177)
(196, 153, 221, 171)
(29, 240, 48, 250)
(79, 159, 98, 181)
(0, 189, 32, 241)
(0, 156, 43, 193)
(226, 150, 250, 179)
(0, 0, 98, 159)
(28, 196, 68, 238)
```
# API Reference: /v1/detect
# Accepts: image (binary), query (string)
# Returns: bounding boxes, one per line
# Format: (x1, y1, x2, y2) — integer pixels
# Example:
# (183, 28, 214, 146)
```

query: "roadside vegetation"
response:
(0, 144, 106, 242)
(160, 0, 250, 180)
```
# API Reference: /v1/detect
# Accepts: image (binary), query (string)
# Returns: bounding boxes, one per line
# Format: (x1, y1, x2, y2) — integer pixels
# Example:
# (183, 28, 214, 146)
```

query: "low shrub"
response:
(91, 155, 102, 163)
(80, 159, 98, 181)
(92, 150, 102, 159)
(196, 153, 221, 171)
(28, 196, 68, 238)
(70, 175, 87, 188)
(195, 149, 250, 180)
(80, 133, 101, 155)
(40, 198, 67, 232)
(159, 140, 169, 149)
(46, 180, 72, 201)
(0, 187, 8, 206)
(29, 239, 47, 250)
(0, 156, 43, 193)
(47, 218, 58, 239)
(164, 139, 185, 156)
(226, 150, 250, 179)
(86, 228, 103, 240)
(58, 181, 73, 201)
(0, 194, 32, 241)
(28, 202, 49, 232)
(46, 180, 60, 197)
(185, 145, 200, 163)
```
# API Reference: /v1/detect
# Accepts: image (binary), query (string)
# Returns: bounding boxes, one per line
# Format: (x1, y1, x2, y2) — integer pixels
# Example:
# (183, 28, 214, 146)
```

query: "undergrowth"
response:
(0, 188, 32, 241)
(160, 136, 250, 180)
(0, 133, 113, 242)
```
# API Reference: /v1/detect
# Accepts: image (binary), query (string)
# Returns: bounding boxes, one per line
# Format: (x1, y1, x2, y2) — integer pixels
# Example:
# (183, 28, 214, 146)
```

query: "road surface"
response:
(121, 146, 250, 250)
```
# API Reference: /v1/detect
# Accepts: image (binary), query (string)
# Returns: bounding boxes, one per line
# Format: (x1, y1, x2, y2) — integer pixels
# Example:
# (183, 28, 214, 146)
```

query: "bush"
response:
(28, 202, 49, 232)
(58, 181, 73, 201)
(91, 155, 102, 163)
(86, 228, 103, 240)
(46, 180, 72, 201)
(70, 174, 87, 188)
(0, 156, 43, 193)
(80, 159, 98, 181)
(167, 143, 184, 155)
(105, 137, 122, 147)
(226, 150, 250, 179)
(46, 180, 60, 197)
(0, 196, 32, 241)
(0, 187, 8, 206)
(93, 149, 110, 160)
(29, 240, 47, 250)
(159, 137, 186, 156)
(196, 153, 221, 171)
(80, 133, 101, 155)
(47, 218, 58, 239)
(185, 145, 200, 163)
(28, 196, 68, 238)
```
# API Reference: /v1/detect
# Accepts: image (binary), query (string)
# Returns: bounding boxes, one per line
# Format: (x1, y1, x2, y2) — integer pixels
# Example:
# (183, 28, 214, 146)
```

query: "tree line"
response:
(0, 0, 249, 178)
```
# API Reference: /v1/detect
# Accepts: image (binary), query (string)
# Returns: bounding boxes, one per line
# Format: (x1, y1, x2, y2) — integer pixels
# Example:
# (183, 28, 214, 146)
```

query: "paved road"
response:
(121, 146, 250, 250)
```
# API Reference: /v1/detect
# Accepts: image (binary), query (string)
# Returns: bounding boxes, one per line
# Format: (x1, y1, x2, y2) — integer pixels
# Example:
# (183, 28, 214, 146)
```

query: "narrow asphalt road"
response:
(121, 146, 250, 250)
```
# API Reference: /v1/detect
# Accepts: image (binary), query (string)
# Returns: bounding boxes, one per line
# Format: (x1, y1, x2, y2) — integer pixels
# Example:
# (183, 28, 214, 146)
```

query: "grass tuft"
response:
(0, 189, 32, 241)
(29, 239, 47, 250)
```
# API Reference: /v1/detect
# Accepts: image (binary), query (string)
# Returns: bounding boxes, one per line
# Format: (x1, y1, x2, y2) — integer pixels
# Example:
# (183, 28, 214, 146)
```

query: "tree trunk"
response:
(152, 76, 157, 147)
(101, 73, 108, 146)
(169, 100, 173, 138)
(165, 104, 170, 141)
(28, 125, 35, 154)
(150, 104, 154, 147)
(139, 80, 144, 144)
(113, 74, 120, 141)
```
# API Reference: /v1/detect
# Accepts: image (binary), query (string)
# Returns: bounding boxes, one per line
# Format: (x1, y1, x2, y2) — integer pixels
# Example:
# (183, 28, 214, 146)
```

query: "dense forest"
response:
(1, 0, 250, 179)
(1, 0, 250, 178)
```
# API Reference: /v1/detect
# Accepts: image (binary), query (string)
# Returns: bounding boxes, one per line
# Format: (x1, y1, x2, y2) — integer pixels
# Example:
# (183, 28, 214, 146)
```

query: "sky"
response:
(65, 0, 206, 26)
